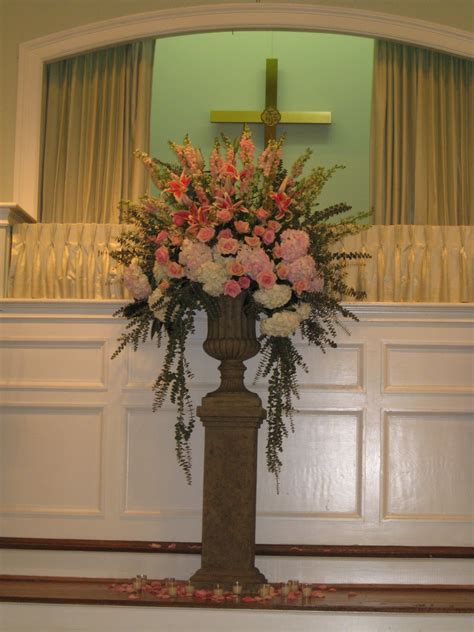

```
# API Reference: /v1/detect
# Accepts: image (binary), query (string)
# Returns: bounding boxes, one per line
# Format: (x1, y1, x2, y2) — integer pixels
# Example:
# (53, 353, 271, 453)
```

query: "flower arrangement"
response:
(112, 129, 367, 486)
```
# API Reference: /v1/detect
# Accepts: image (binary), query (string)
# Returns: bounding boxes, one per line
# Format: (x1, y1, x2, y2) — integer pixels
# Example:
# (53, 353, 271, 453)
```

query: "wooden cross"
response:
(210, 58, 331, 145)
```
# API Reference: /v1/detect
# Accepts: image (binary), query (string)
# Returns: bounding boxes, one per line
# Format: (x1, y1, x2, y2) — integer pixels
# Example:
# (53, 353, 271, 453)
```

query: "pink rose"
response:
(217, 228, 233, 240)
(223, 279, 242, 298)
(257, 270, 277, 289)
(238, 276, 251, 289)
(245, 236, 260, 247)
(253, 225, 265, 237)
(268, 220, 281, 232)
(172, 212, 188, 227)
(256, 207, 270, 221)
(234, 220, 250, 234)
(171, 234, 182, 246)
(227, 259, 245, 276)
(196, 226, 215, 243)
(167, 261, 185, 278)
(262, 229, 276, 245)
(216, 237, 239, 255)
(155, 246, 169, 264)
(293, 278, 310, 294)
(217, 209, 233, 223)
(276, 262, 289, 279)
(155, 230, 169, 243)
(273, 243, 283, 258)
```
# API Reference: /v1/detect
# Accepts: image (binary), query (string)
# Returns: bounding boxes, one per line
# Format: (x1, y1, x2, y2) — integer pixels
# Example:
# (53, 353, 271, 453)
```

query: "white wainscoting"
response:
(0, 300, 473, 583)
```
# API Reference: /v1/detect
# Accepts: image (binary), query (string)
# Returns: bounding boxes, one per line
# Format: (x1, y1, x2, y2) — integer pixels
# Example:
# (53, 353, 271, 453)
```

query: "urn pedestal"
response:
(190, 294, 267, 586)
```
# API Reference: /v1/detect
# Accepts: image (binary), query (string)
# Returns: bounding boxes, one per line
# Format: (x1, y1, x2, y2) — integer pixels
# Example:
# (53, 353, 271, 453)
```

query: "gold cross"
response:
(210, 58, 331, 145)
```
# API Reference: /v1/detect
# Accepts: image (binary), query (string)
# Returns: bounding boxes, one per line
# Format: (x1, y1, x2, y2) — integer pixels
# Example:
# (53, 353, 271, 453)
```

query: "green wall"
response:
(151, 31, 373, 215)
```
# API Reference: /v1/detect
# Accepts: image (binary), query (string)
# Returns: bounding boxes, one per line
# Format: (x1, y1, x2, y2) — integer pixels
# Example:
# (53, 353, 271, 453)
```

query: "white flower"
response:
(123, 258, 151, 300)
(153, 261, 168, 284)
(254, 284, 292, 309)
(178, 239, 212, 280)
(295, 302, 312, 321)
(260, 310, 301, 337)
(197, 260, 230, 297)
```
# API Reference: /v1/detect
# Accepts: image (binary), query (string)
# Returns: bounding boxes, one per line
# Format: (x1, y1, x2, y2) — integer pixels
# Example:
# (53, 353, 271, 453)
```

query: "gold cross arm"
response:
(210, 59, 331, 145)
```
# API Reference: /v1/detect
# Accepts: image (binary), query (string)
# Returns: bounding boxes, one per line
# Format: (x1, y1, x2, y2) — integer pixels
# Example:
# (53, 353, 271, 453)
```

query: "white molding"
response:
(13, 3, 474, 219)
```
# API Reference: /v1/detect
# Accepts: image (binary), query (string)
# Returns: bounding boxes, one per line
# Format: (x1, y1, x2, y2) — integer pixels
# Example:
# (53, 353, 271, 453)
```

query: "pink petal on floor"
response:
(128, 593, 139, 600)
(167, 543, 177, 550)
(328, 587, 337, 592)
(317, 584, 328, 590)
(348, 592, 358, 597)
(242, 596, 255, 603)
(150, 543, 162, 549)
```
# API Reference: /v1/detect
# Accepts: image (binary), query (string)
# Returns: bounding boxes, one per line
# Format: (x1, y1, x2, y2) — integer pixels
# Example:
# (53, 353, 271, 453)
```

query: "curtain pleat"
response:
(8, 224, 472, 302)
(370, 41, 472, 225)
(40, 39, 155, 223)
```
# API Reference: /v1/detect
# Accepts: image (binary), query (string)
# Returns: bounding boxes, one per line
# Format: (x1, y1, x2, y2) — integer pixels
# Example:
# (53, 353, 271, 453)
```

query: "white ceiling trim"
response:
(13, 2, 473, 219)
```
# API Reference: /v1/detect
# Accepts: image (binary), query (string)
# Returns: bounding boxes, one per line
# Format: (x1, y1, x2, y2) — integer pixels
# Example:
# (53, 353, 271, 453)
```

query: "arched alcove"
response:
(13, 3, 472, 219)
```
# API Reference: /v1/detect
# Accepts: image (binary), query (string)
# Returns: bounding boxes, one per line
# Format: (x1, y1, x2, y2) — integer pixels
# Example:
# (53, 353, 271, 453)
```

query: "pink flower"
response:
(155, 230, 169, 243)
(268, 220, 281, 232)
(223, 279, 242, 297)
(227, 259, 245, 276)
(256, 207, 270, 222)
(217, 228, 233, 240)
(280, 229, 310, 262)
(159, 279, 170, 291)
(311, 273, 325, 293)
(216, 238, 239, 255)
(262, 229, 276, 245)
(155, 246, 169, 264)
(165, 170, 191, 202)
(269, 190, 293, 219)
(287, 255, 317, 283)
(216, 209, 233, 223)
(172, 211, 189, 227)
(273, 243, 283, 259)
(276, 262, 289, 279)
(257, 270, 277, 289)
(293, 278, 310, 294)
(196, 226, 215, 243)
(253, 225, 265, 237)
(245, 236, 261, 247)
(234, 220, 250, 234)
(221, 161, 240, 180)
(171, 234, 182, 246)
(167, 261, 185, 278)
(236, 245, 273, 280)
(238, 276, 251, 289)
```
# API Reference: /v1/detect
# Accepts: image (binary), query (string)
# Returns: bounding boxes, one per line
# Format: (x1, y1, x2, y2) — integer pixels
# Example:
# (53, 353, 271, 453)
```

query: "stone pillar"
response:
(191, 294, 267, 587)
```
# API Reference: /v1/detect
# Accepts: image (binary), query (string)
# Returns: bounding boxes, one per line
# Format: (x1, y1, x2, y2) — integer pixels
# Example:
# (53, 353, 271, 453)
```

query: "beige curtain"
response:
(370, 41, 472, 225)
(9, 223, 473, 302)
(40, 40, 155, 223)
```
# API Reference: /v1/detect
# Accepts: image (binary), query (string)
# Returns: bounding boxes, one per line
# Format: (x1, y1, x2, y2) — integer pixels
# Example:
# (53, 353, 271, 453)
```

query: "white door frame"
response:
(13, 2, 473, 219)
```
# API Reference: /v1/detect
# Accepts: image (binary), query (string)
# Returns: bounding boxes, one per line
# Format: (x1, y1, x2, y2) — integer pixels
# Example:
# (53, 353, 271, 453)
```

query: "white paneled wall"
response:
(0, 300, 473, 582)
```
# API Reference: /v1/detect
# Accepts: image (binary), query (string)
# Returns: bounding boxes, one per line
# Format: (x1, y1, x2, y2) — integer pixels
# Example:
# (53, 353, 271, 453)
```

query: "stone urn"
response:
(190, 293, 267, 586)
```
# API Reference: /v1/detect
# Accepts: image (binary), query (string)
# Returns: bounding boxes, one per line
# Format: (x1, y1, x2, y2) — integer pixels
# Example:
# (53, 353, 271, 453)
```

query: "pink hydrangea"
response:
(123, 260, 151, 300)
(236, 245, 273, 280)
(178, 240, 212, 279)
(287, 255, 317, 284)
(279, 229, 310, 262)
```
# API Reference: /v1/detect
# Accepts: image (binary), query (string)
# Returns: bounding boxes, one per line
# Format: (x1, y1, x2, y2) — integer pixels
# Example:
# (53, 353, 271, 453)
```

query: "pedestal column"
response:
(191, 294, 267, 586)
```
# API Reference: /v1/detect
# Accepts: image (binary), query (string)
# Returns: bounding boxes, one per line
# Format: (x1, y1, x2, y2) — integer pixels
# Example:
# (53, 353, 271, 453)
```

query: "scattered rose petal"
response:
(287, 591, 298, 600)
(189, 545, 201, 550)
(128, 593, 139, 600)
(242, 596, 255, 603)
(150, 543, 162, 549)
(328, 587, 337, 592)
(290, 546, 303, 551)
(317, 584, 328, 590)
(167, 543, 177, 550)
(348, 592, 358, 598)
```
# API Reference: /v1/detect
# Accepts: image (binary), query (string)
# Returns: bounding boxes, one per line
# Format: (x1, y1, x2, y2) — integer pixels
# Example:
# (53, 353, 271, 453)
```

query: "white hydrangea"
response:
(196, 261, 229, 297)
(254, 284, 292, 309)
(147, 287, 169, 322)
(123, 258, 151, 300)
(260, 310, 301, 337)
(295, 302, 312, 321)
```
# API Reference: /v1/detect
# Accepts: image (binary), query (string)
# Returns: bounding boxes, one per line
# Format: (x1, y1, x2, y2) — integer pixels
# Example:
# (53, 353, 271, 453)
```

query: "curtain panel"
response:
(370, 41, 472, 225)
(9, 224, 472, 302)
(40, 40, 155, 223)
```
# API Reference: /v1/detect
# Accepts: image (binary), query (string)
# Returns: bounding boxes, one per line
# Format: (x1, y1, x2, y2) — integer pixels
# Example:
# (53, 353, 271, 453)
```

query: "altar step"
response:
(0, 575, 473, 632)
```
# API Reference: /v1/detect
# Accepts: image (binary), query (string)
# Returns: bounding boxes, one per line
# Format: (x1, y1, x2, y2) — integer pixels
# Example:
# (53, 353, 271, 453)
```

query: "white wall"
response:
(0, 300, 472, 584)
